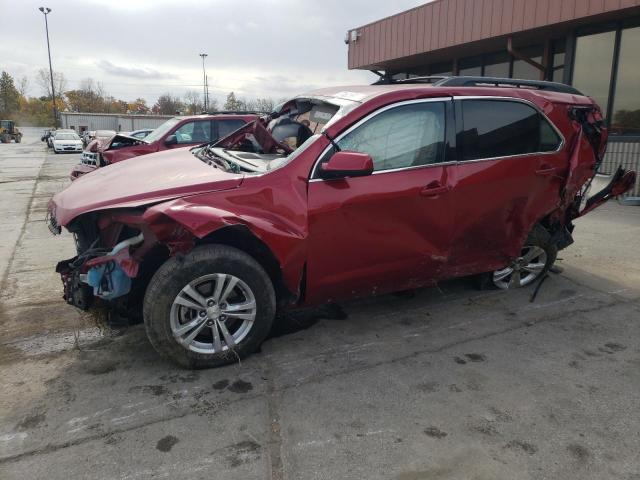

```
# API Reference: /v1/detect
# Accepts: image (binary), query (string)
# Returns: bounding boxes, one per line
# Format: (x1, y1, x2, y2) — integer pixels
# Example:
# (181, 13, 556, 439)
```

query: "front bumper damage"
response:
(55, 233, 144, 310)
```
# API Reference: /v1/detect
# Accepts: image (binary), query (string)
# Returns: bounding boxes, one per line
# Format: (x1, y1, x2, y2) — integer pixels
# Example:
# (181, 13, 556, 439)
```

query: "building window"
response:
(512, 46, 544, 80)
(551, 40, 566, 83)
(429, 62, 453, 76)
(572, 31, 616, 115)
(610, 26, 640, 135)
(484, 52, 510, 78)
(459, 56, 482, 76)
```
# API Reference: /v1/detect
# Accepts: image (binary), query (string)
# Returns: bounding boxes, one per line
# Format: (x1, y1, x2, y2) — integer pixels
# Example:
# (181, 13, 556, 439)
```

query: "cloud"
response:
(96, 60, 178, 80)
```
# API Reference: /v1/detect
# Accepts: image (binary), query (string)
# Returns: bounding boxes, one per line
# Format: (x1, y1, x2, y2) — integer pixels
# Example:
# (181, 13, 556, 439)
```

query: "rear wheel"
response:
(491, 225, 557, 289)
(144, 244, 276, 368)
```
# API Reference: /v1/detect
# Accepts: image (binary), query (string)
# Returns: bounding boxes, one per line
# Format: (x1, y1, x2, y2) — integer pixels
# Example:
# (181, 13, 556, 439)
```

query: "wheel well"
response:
(196, 225, 294, 305)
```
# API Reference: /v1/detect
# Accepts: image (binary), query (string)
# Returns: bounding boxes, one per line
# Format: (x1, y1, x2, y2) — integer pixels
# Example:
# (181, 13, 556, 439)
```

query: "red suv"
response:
(71, 113, 257, 180)
(48, 77, 636, 368)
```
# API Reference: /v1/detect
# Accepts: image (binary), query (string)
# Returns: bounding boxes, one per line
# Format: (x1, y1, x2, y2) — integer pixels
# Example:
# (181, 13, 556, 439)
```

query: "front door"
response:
(306, 99, 455, 303)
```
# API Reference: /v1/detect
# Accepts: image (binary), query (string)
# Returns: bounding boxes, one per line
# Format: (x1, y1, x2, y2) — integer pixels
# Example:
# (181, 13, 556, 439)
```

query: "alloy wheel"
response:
(169, 273, 257, 354)
(492, 245, 548, 289)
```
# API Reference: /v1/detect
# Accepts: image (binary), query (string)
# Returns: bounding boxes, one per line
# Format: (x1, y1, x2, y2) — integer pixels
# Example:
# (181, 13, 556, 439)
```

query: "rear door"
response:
(306, 98, 456, 303)
(447, 98, 566, 275)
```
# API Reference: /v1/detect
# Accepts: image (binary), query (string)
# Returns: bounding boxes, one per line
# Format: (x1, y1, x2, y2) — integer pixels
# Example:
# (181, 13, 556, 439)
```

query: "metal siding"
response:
(561, 0, 577, 21)
(490, 0, 504, 36)
(432, 1, 441, 50)
(523, 0, 537, 29)
(348, 0, 640, 69)
(535, 0, 550, 26)
(481, 0, 493, 38)
(589, 0, 606, 15)
(454, 0, 465, 44)
(548, 0, 562, 22)
(501, 0, 514, 33)
(472, 0, 484, 40)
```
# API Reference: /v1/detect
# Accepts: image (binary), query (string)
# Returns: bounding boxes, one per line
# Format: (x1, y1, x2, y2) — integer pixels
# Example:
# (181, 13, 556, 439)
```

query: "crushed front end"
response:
(49, 209, 168, 317)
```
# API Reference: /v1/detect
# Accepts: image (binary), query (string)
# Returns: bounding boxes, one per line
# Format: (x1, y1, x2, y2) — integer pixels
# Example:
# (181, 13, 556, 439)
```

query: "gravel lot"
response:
(1, 128, 639, 479)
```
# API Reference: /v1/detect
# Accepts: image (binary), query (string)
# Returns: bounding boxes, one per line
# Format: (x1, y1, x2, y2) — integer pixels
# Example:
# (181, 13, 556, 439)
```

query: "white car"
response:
(53, 132, 83, 154)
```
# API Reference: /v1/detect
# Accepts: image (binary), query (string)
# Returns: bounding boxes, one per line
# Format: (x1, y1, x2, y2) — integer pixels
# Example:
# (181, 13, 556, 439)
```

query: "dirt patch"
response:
(567, 443, 590, 461)
(212, 379, 229, 390)
(505, 440, 538, 454)
(156, 435, 179, 452)
(16, 412, 46, 430)
(129, 385, 168, 396)
(225, 440, 261, 468)
(82, 359, 118, 375)
(464, 353, 486, 363)
(604, 342, 626, 352)
(423, 427, 448, 439)
(228, 380, 253, 393)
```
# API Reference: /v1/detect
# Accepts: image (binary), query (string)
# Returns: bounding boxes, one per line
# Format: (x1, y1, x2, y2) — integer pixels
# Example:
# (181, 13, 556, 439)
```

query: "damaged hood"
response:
(51, 147, 244, 226)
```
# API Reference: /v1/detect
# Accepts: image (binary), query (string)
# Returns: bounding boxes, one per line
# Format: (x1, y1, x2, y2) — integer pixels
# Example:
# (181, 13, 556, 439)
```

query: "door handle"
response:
(420, 181, 450, 197)
(535, 165, 556, 176)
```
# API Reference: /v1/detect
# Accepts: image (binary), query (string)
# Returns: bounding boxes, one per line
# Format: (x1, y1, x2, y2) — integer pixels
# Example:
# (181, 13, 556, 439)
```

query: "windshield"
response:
(143, 118, 181, 143)
(56, 133, 80, 140)
(195, 97, 352, 175)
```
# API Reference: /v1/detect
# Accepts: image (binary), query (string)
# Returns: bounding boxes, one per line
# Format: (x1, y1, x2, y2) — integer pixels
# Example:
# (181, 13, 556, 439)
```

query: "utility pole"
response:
(199, 53, 208, 112)
(206, 74, 210, 112)
(39, 7, 58, 128)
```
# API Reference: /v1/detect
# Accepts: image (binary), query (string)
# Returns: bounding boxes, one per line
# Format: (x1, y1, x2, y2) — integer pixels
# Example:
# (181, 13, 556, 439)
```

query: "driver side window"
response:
(336, 102, 446, 172)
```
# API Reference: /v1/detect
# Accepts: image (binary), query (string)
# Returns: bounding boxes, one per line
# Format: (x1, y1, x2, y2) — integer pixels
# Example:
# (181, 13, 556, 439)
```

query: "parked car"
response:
(47, 129, 75, 148)
(52, 132, 83, 154)
(47, 77, 636, 368)
(69, 114, 255, 180)
(41, 129, 54, 142)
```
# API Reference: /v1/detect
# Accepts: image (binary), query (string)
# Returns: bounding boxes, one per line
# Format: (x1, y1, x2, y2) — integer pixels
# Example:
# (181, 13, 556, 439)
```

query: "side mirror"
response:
(164, 134, 177, 145)
(319, 151, 374, 179)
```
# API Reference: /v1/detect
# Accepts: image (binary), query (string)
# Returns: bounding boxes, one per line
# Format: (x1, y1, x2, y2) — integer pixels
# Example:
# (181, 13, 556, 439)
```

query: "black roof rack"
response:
(373, 75, 582, 95)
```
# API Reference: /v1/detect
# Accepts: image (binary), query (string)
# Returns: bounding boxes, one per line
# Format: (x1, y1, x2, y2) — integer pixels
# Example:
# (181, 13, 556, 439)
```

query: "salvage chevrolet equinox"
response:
(47, 76, 636, 368)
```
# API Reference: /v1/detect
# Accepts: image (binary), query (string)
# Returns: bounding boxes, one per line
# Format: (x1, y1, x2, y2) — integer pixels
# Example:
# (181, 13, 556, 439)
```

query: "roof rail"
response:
(373, 75, 583, 95)
(198, 110, 266, 116)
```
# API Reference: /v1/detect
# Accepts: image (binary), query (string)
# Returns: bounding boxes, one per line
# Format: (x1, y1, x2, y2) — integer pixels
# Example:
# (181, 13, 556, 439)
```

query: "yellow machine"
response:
(0, 120, 23, 143)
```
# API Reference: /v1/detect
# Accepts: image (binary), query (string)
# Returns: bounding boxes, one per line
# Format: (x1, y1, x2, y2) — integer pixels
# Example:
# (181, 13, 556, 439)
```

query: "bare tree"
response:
(184, 90, 203, 114)
(36, 68, 67, 99)
(17, 76, 29, 97)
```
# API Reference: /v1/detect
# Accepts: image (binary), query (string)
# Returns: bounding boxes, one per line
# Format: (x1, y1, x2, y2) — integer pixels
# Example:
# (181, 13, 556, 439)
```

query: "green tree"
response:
(0, 71, 21, 116)
(224, 91, 242, 111)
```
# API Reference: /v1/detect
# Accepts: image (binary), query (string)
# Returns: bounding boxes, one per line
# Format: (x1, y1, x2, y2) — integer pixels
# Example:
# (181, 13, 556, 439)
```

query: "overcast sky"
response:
(1, 0, 425, 106)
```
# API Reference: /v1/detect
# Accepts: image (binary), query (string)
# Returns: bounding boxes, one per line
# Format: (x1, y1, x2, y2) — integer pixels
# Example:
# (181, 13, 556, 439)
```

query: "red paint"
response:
(49, 84, 636, 309)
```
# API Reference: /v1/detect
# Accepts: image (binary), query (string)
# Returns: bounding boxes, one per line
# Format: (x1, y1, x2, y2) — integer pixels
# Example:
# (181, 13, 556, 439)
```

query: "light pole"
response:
(39, 7, 58, 128)
(199, 53, 208, 112)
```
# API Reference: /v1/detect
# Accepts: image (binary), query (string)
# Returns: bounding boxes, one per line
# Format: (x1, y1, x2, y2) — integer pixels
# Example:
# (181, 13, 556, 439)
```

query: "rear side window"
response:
(459, 100, 561, 161)
(336, 102, 446, 172)
(216, 119, 246, 141)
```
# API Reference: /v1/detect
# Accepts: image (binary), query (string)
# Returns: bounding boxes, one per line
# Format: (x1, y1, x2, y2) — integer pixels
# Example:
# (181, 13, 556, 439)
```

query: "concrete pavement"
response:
(0, 128, 639, 479)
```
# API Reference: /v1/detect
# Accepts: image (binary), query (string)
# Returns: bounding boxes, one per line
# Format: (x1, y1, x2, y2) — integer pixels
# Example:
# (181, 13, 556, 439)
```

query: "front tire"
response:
(143, 244, 276, 368)
(491, 224, 557, 289)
